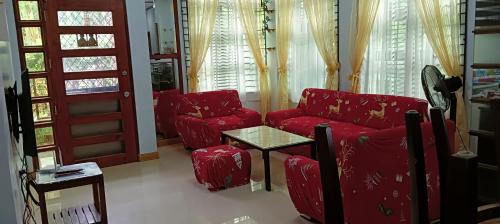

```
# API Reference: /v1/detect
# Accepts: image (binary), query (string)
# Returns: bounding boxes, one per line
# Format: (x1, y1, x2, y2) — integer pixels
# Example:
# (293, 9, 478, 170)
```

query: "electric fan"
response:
(421, 65, 463, 121)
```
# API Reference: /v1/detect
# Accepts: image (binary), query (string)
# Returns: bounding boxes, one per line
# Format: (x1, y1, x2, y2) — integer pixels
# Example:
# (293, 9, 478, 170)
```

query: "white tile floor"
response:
(43, 144, 314, 224)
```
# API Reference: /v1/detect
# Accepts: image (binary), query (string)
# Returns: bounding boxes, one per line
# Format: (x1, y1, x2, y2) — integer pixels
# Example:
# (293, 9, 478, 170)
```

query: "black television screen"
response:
(19, 69, 37, 157)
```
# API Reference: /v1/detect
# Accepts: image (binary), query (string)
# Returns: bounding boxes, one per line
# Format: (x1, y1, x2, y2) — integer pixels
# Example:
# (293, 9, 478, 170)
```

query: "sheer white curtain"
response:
(198, 0, 257, 101)
(288, 0, 326, 103)
(361, 0, 438, 99)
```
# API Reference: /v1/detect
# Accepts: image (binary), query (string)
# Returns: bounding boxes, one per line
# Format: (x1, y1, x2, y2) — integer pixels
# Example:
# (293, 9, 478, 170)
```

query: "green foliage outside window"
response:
(25, 52, 45, 72)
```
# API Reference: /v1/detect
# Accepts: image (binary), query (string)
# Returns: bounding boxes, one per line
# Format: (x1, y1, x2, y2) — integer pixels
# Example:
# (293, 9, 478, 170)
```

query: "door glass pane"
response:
(71, 120, 122, 138)
(73, 141, 123, 160)
(62, 56, 117, 73)
(69, 100, 120, 116)
(25, 52, 45, 72)
(60, 34, 115, 50)
(30, 78, 49, 97)
(22, 27, 43, 46)
(38, 151, 56, 169)
(35, 127, 54, 147)
(65, 78, 119, 95)
(58, 11, 113, 26)
(32, 102, 51, 122)
(18, 1, 39, 21)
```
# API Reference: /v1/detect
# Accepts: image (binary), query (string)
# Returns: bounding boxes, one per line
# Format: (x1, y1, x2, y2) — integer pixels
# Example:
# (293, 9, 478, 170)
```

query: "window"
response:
(196, 0, 258, 97)
(288, 0, 338, 103)
(361, 0, 439, 99)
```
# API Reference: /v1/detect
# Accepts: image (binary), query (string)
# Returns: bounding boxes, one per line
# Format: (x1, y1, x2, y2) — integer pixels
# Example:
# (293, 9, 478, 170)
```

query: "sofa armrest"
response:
(233, 107, 262, 126)
(265, 108, 304, 127)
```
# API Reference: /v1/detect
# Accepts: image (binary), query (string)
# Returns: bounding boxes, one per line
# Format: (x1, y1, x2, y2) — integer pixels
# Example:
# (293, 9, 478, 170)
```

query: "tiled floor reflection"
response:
(43, 144, 313, 224)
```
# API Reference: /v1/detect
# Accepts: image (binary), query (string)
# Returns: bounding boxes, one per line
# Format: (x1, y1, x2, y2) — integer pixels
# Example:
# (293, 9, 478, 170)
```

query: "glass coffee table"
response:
(221, 126, 315, 191)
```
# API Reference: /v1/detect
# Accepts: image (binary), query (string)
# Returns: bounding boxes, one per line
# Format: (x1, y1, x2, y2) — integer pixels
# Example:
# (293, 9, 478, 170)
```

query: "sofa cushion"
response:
(205, 115, 247, 131)
(279, 116, 332, 138)
(177, 90, 242, 119)
(298, 88, 353, 121)
(326, 120, 376, 138)
(339, 93, 428, 129)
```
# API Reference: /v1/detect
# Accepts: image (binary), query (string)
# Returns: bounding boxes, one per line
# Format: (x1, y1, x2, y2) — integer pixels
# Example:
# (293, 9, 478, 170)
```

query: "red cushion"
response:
(192, 145, 251, 191)
(340, 93, 428, 129)
(278, 116, 332, 138)
(298, 88, 354, 121)
(177, 90, 242, 119)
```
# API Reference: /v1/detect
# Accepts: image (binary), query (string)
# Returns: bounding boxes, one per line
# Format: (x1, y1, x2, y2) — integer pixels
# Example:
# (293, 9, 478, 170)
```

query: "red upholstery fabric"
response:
(177, 90, 242, 119)
(175, 90, 261, 149)
(266, 88, 440, 223)
(155, 89, 181, 138)
(294, 88, 429, 130)
(285, 121, 456, 224)
(192, 145, 251, 191)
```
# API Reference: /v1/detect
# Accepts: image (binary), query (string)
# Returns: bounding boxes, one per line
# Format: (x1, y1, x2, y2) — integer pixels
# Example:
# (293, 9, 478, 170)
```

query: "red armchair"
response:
(175, 90, 261, 149)
(154, 89, 181, 138)
(266, 88, 445, 223)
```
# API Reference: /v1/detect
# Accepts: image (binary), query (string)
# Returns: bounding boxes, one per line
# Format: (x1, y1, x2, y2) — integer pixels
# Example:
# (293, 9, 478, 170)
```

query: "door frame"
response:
(44, 0, 139, 167)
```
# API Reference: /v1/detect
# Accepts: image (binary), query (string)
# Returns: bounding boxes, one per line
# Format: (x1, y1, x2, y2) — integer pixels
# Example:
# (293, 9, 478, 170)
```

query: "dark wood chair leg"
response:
(98, 177, 108, 224)
(93, 183, 100, 212)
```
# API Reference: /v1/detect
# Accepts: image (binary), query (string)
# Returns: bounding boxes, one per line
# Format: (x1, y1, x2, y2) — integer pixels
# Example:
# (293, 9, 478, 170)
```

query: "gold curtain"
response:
(276, 0, 294, 109)
(236, 0, 270, 119)
(349, 0, 380, 93)
(415, 0, 468, 151)
(187, 0, 219, 93)
(304, 0, 339, 90)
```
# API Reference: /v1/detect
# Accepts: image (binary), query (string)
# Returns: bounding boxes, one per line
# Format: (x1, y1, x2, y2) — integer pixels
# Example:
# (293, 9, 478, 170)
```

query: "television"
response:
(19, 69, 37, 157)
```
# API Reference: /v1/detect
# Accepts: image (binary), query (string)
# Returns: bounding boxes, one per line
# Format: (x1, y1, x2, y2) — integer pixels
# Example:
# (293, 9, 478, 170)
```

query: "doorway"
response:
(13, 0, 139, 167)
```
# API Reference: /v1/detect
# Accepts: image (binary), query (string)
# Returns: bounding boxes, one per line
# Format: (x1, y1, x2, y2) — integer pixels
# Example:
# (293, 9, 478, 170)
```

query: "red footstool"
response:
(192, 145, 251, 191)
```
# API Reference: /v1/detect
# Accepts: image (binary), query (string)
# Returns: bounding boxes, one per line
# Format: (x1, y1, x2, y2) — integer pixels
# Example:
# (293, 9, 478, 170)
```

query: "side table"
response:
(29, 162, 108, 224)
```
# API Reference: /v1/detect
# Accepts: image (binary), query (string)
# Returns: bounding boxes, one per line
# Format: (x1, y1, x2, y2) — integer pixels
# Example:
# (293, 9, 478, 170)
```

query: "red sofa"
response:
(154, 89, 181, 138)
(175, 90, 262, 149)
(266, 88, 450, 223)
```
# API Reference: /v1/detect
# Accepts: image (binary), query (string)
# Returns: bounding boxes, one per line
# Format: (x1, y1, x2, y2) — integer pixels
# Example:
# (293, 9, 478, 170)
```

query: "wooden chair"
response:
(405, 108, 500, 224)
(314, 124, 344, 224)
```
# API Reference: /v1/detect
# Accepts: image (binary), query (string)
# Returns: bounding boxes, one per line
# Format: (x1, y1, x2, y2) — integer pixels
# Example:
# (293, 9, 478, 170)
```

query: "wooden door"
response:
(45, 0, 138, 167)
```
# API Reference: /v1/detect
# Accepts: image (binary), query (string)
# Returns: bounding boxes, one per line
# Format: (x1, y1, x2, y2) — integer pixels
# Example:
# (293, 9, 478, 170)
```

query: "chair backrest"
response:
(429, 107, 451, 223)
(407, 108, 481, 224)
(405, 110, 430, 224)
(315, 124, 344, 224)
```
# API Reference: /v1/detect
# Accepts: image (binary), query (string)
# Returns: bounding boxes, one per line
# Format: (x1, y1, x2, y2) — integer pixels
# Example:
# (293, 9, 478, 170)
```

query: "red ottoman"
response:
(192, 145, 251, 191)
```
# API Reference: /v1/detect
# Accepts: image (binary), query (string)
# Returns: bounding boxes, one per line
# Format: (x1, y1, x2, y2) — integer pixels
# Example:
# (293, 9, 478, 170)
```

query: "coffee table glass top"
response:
(222, 126, 313, 150)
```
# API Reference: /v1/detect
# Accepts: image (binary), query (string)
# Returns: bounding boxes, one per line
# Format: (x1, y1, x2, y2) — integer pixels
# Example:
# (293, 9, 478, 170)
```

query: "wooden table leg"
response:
(92, 183, 100, 212)
(221, 134, 227, 145)
(39, 191, 48, 224)
(310, 142, 317, 160)
(262, 151, 271, 191)
(98, 177, 108, 224)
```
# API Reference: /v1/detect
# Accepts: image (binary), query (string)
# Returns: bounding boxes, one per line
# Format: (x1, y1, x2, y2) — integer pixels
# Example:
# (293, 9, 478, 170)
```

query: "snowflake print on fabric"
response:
(400, 137, 408, 150)
(364, 172, 383, 191)
(287, 157, 302, 170)
(233, 152, 242, 169)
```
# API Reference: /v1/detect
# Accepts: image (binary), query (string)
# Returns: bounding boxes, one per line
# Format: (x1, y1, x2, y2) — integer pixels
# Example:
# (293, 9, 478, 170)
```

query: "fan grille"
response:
(421, 65, 450, 111)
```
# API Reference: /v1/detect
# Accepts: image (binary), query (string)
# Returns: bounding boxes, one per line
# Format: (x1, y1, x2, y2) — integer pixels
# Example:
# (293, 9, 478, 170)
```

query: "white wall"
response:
(338, 0, 354, 91)
(125, 0, 157, 155)
(0, 1, 25, 223)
